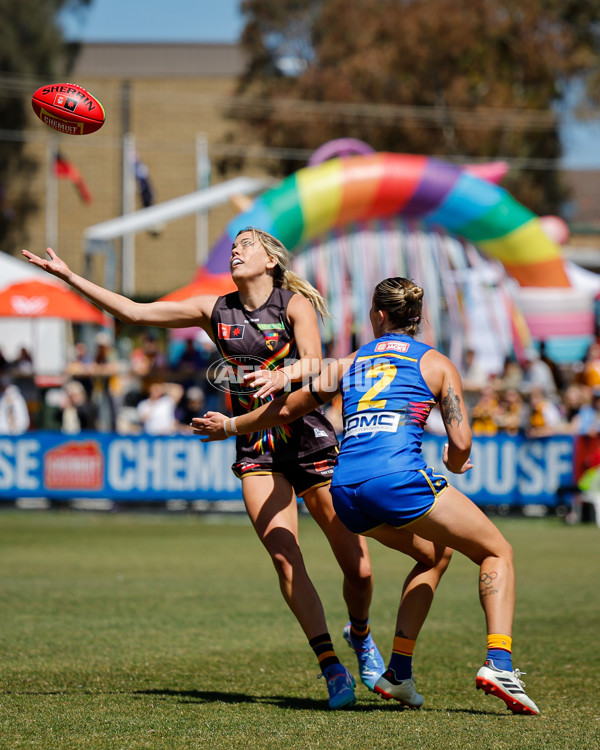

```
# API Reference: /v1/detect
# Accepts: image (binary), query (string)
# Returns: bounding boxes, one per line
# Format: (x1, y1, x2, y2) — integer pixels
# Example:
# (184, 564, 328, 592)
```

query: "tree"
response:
(224, 0, 600, 215)
(0, 0, 91, 250)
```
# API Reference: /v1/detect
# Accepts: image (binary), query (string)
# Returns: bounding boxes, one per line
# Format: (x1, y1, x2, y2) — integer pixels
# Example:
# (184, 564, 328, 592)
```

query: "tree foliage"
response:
(226, 0, 600, 215)
(0, 0, 91, 249)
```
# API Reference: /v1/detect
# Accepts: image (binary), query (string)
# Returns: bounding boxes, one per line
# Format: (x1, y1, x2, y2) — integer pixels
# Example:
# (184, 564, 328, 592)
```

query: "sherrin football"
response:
(32, 83, 105, 135)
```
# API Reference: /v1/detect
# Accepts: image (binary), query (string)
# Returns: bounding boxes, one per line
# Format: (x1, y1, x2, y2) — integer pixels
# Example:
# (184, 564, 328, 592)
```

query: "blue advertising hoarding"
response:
(0, 431, 575, 506)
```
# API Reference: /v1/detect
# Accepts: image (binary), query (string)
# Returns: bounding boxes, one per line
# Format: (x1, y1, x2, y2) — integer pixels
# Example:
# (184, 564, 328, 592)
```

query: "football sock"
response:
(309, 632, 340, 673)
(388, 634, 416, 681)
(485, 634, 513, 671)
(348, 614, 370, 642)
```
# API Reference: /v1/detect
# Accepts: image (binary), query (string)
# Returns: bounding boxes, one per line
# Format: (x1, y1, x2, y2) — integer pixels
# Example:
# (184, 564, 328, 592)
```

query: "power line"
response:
(0, 73, 580, 132)
(0, 127, 578, 170)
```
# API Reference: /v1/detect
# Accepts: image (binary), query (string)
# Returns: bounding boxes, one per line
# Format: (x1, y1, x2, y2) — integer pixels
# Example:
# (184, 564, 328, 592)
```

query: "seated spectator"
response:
(60, 380, 99, 433)
(470, 385, 502, 436)
(65, 341, 94, 396)
(520, 348, 558, 398)
(524, 385, 563, 437)
(0, 347, 11, 374)
(12, 346, 34, 376)
(495, 356, 524, 393)
(137, 381, 184, 435)
(539, 340, 564, 392)
(561, 383, 588, 427)
(175, 338, 207, 372)
(89, 332, 121, 431)
(115, 390, 143, 435)
(580, 341, 600, 389)
(131, 332, 168, 378)
(495, 388, 525, 435)
(177, 386, 206, 433)
(0, 376, 30, 434)
(460, 348, 489, 409)
(570, 387, 600, 437)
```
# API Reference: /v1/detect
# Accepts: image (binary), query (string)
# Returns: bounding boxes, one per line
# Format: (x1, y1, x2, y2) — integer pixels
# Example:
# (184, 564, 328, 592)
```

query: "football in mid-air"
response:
(32, 83, 105, 135)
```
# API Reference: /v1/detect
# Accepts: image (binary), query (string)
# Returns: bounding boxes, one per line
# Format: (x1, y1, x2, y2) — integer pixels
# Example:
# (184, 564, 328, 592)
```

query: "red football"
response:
(32, 82, 105, 136)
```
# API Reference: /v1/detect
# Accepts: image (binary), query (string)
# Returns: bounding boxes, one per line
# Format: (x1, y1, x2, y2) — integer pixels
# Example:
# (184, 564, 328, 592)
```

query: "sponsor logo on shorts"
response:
(375, 341, 410, 353)
(344, 411, 400, 438)
(314, 459, 334, 475)
(239, 462, 263, 473)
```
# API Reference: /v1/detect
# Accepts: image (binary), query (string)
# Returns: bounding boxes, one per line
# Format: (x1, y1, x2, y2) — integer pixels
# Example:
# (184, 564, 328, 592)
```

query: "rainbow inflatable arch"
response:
(204, 152, 570, 289)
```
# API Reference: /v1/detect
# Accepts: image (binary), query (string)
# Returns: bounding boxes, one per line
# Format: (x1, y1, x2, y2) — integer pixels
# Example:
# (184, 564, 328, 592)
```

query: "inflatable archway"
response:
(203, 152, 570, 289)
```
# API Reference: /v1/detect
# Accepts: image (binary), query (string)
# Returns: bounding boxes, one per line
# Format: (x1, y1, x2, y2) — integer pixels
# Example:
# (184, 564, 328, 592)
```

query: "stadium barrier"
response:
(0, 431, 575, 507)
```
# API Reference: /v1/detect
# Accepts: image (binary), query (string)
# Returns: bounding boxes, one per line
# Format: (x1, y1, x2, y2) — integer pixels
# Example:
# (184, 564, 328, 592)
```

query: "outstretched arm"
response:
(192, 357, 348, 441)
(22, 247, 217, 332)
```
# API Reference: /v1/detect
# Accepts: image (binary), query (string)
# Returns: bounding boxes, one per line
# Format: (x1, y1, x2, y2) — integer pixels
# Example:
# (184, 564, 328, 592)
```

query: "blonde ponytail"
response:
(281, 269, 329, 318)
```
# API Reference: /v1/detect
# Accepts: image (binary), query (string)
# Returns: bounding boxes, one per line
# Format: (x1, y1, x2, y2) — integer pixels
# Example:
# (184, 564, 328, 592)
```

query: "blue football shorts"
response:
(330, 466, 449, 534)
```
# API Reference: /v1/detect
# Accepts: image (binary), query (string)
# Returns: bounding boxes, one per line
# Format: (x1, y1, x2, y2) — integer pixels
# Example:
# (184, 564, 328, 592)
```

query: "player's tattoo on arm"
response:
(442, 383, 463, 428)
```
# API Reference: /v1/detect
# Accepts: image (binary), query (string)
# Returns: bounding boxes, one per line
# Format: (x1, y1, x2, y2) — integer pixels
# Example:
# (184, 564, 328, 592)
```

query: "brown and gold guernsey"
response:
(210, 287, 338, 463)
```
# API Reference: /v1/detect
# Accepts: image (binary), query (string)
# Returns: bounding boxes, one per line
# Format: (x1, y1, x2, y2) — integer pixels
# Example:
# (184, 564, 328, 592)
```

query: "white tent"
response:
(0, 252, 69, 375)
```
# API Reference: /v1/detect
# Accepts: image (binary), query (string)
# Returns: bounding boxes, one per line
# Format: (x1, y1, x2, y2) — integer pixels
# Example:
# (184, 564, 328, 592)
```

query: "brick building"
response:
(15, 43, 262, 298)
(8, 42, 600, 295)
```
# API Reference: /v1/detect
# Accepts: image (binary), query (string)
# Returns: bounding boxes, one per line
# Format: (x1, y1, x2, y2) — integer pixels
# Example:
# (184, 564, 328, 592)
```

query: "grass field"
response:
(0, 509, 598, 750)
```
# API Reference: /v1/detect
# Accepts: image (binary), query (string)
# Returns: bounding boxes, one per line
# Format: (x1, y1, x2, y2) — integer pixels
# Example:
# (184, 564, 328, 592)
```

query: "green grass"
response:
(0, 510, 598, 750)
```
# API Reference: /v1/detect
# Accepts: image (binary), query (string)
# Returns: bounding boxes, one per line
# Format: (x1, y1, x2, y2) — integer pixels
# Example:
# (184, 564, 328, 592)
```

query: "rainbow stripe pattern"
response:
(204, 153, 570, 289)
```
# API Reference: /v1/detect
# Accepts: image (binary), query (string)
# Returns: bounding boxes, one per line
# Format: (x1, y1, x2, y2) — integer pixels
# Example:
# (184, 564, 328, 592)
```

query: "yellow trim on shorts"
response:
(296, 478, 332, 499)
(397, 471, 450, 530)
(235, 469, 285, 480)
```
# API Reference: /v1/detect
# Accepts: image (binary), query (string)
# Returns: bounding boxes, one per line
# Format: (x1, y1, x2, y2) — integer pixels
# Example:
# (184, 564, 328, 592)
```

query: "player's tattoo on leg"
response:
(479, 571, 499, 599)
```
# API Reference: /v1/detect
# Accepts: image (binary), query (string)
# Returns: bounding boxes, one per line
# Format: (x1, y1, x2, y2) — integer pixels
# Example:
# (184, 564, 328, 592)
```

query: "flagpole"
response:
(46, 135, 58, 249)
(196, 132, 210, 267)
(122, 132, 136, 295)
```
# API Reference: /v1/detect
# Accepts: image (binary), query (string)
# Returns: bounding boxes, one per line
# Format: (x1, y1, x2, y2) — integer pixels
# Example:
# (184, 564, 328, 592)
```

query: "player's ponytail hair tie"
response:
(373, 277, 424, 335)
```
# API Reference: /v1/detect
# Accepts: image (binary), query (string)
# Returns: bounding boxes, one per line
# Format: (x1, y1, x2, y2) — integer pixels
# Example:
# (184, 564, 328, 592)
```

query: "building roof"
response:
(70, 42, 246, 78)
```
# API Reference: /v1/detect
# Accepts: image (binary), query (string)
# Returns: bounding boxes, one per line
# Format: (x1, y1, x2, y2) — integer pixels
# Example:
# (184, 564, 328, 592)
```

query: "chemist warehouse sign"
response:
(0, 431, 574, 505)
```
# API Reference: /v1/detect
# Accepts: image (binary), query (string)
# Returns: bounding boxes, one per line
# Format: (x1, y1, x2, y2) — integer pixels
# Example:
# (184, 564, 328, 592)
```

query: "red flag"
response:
(54, 152, 93, 204)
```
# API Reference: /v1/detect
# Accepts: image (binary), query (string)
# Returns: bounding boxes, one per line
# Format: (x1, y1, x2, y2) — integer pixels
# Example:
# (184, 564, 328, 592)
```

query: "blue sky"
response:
(59, 0, 600, 168)
(59, 0, 245, 43)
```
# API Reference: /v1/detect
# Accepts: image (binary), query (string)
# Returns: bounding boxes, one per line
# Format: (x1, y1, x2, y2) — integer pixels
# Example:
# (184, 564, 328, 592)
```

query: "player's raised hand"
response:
(243, 368, 290, 400)
(22, 248, 72, 282)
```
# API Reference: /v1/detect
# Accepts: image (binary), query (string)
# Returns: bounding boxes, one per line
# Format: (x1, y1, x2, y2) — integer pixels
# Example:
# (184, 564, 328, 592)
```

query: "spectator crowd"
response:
(1, 332, 600, 448)
(0, 329, 224, 437)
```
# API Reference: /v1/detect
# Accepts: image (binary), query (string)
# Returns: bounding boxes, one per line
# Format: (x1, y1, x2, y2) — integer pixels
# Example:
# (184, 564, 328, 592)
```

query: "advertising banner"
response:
(0, 431, 575, 506)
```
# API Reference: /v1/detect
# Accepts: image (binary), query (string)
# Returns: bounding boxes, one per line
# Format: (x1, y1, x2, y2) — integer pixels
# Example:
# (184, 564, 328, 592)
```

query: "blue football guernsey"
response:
(332, 334, 437, 486)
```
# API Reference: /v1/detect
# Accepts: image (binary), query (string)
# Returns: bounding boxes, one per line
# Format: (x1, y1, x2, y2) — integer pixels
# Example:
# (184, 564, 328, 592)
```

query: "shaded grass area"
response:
(0, 510, 598, 749)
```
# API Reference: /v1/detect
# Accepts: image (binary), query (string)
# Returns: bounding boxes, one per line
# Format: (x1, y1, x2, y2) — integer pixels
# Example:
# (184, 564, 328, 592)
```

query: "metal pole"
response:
(196, 132, 210, 266)
(121, 132, 136, 295)
(45, 136, 58, 249)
